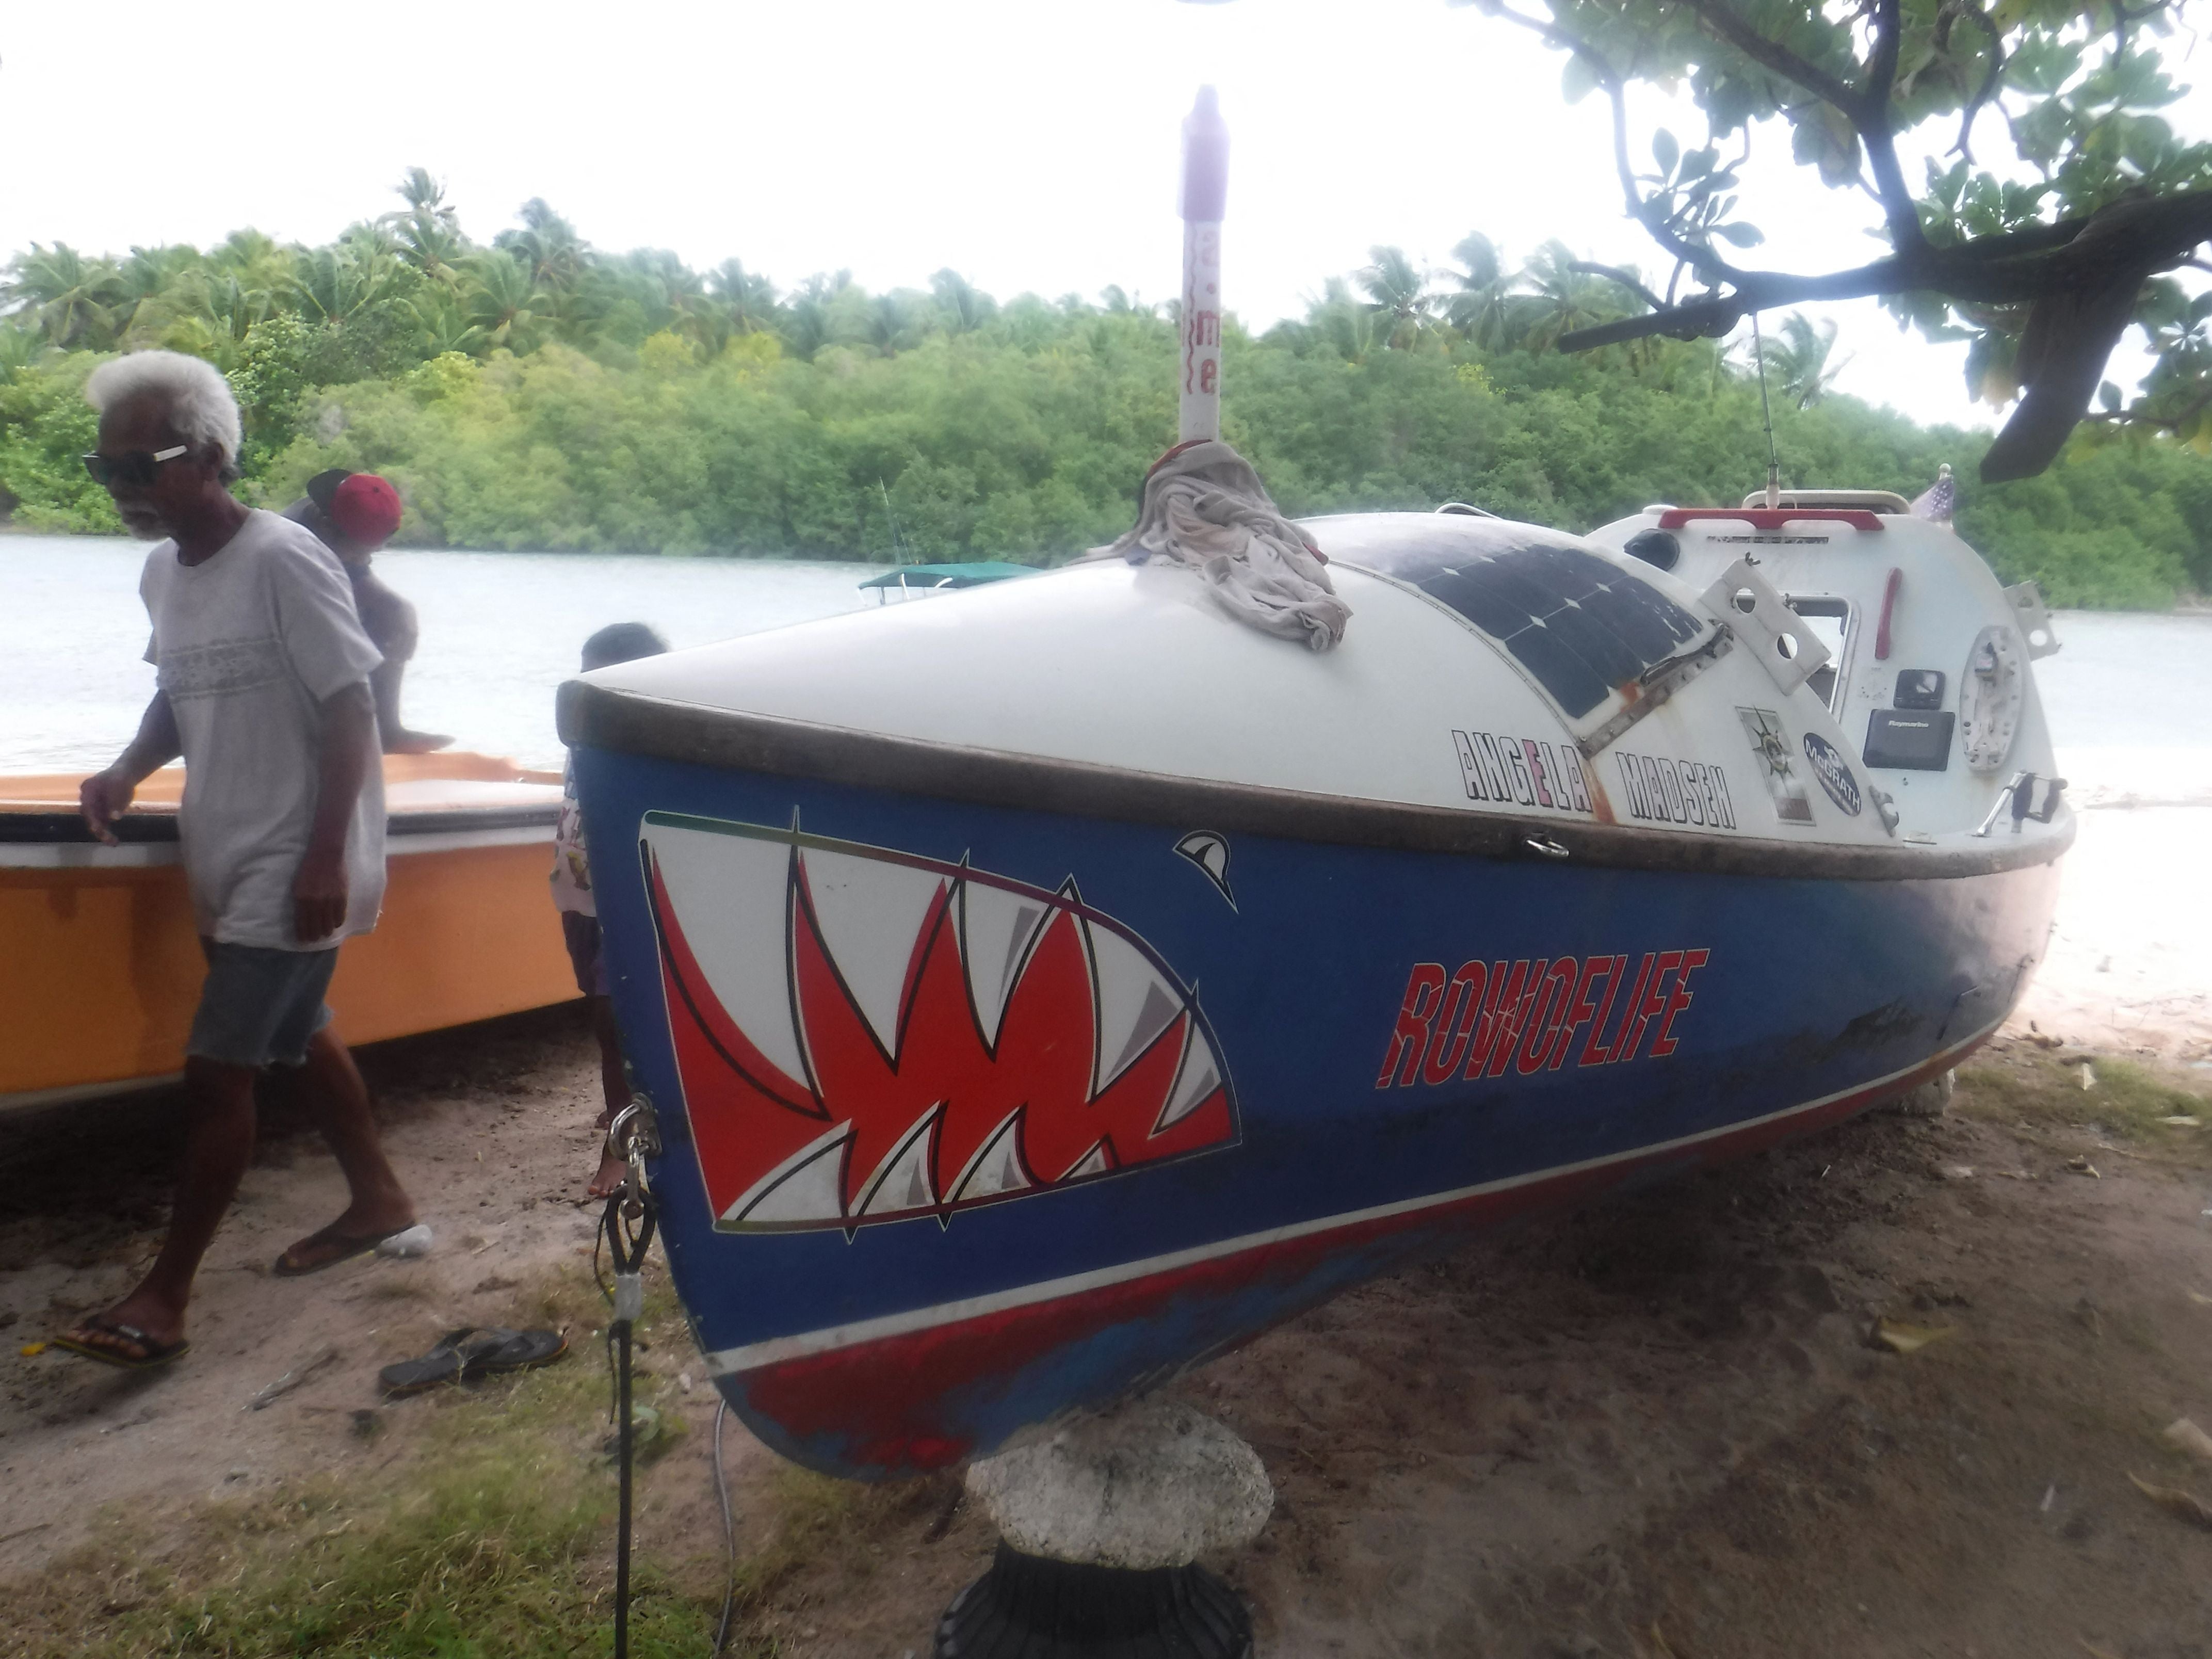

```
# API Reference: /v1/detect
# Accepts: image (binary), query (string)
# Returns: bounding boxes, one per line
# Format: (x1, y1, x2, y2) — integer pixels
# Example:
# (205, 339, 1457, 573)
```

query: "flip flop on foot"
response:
(273, 1220, 419, 1278)
(378, 1327, 568, 1396)
(52, 1317, 190, 1372)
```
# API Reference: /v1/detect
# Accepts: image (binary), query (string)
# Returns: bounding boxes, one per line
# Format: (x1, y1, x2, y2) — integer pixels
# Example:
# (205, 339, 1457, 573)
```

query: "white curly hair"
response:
(84, 350, 243, 472)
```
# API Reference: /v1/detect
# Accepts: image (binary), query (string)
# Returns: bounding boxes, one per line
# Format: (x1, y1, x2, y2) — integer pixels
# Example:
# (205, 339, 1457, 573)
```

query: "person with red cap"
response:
(283, 471, 450, 754)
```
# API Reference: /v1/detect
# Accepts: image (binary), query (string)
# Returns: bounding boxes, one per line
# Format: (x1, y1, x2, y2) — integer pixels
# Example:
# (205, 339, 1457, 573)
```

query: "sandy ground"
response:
(4, 790, 2210, 1656)
(2011, 748, 2212, 1064)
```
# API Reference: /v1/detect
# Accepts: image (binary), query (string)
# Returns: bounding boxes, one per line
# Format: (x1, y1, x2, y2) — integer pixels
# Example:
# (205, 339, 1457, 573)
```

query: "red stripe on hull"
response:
(725, 1039, 1976, 1474)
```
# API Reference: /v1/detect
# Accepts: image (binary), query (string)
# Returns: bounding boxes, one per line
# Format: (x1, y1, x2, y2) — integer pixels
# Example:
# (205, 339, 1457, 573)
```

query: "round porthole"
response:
(1624, 528, 1680, 571)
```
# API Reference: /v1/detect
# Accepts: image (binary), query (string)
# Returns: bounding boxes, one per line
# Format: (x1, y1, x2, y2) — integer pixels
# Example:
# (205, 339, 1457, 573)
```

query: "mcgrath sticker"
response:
(1801, 732, 1862, 816)
(1736, 707, 1814, 825)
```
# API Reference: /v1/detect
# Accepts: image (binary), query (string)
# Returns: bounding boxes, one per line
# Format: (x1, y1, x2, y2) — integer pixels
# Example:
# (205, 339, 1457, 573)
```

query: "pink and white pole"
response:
(1178, 86, 1230, 444)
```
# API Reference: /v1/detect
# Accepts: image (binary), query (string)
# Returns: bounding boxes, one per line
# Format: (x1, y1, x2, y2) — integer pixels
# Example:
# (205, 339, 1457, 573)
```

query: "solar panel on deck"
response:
(1404, 542, 1705, 717)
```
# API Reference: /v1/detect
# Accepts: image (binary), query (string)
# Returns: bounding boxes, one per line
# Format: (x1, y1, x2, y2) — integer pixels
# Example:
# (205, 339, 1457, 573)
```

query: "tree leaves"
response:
(1484, 0, 2212, 476)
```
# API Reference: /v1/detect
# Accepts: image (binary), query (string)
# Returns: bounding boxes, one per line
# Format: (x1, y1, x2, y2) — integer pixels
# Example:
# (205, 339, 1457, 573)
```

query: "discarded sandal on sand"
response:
(272, 1220, 419, 1278)
(51, 1318, 190, 1372)
(378, 1327, 568, 1396)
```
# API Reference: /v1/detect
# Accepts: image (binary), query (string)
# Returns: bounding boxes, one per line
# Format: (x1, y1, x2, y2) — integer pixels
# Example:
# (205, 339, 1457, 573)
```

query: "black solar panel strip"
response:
(1407, 544, 1707, 719)
(1490, 618, 1613, 716)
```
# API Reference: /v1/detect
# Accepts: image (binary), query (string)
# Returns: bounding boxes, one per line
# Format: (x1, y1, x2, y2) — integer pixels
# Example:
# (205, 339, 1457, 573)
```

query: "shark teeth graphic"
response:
(642, 816, 1238, 1233)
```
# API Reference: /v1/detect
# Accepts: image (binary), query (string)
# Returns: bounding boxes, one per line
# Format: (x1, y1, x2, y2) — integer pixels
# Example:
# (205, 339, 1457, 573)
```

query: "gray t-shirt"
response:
(141, 510, 387, 949)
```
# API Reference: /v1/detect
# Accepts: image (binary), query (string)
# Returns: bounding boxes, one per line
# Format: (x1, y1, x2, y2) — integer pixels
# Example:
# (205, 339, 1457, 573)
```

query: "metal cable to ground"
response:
(600, 1180, 658, 1659)
(712, 1397, 738, 1653)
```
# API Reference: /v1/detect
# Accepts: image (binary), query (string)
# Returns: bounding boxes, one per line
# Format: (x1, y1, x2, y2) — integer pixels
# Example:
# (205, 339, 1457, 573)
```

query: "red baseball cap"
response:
(329, 473, 404, 548)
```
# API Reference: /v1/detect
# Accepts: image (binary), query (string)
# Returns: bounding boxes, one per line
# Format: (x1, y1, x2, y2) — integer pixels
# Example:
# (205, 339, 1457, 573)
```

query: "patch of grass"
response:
(7, 1264, 967, 1659)
(1957, 1048, 2212, 1164)
(725, 1464, 958, 1619)
(3, 1272, 731, 1659)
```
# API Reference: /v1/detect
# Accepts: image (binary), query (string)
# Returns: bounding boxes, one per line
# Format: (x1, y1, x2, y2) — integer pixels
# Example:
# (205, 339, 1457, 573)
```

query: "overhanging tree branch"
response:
(1558, 189, 2212, 348)
(1675, 0, 1858, 112)
(1569, 261, 1667, 310)
(1854, 0, 1933, 253)
(1949, 2, 2008, 161)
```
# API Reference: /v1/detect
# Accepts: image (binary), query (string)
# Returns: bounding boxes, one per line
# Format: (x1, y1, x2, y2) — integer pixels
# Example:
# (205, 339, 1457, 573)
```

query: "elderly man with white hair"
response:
(58, 350, 417, 1371)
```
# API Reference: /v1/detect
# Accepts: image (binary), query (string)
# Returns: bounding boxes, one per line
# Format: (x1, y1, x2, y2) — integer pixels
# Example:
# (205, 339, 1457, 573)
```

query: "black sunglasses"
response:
(83, 444, 190, 489)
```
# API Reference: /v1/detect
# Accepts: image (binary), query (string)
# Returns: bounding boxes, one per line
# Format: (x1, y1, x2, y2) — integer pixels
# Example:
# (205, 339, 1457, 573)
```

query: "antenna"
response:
(1750, 312, 1781, 509)
(1178, 86, 1229, 443)
(879, 478, 910, 564)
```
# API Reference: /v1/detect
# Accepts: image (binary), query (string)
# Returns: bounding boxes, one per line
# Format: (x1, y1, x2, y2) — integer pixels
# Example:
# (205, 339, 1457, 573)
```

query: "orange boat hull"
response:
(1, 754, 578, 1109)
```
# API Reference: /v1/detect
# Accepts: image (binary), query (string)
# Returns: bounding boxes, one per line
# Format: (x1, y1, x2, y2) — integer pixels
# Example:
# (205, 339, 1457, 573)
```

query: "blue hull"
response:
(576, 745, 2056, 1480)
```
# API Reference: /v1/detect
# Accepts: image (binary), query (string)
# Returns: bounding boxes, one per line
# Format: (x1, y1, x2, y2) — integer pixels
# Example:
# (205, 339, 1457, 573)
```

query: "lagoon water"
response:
(2, 536, 890, 774)
(4, 534, 2208, 778)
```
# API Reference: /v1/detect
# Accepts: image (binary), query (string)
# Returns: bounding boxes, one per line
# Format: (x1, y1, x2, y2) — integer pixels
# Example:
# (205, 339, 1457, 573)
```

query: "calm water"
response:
(4, 535, 2207, 773)
(1, 537, 890, 772)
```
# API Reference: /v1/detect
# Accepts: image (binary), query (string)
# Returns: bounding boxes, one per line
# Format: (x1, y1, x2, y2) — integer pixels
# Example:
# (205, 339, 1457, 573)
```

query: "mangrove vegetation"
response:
(3, 173, 2207, 607)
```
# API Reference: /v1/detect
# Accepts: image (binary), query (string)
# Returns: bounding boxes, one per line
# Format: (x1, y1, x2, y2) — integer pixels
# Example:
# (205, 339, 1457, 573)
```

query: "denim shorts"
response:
(186, 940, 340, 1069)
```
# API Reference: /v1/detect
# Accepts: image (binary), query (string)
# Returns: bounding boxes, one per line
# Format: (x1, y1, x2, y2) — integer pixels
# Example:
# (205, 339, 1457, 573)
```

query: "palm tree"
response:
(112, 245, 208, 347)
(708, 260, 780, 336)
(1761, 313, 1853, 409)
(496, 200, 589, 296)
(1355, 246, 1438, 349)
(856, 291, 933, 356)
(1302, 277, 1388, 362)
(780, 271, 852, 360)
(1440, 233, 1527, 349)
(384, 168, 466, 281)
(1516, 242, 1629, 353)
(1099, 285, 1155, 318)
(289, 228, 410, 327)
(204, 270, 278, 349)
(206, 230, 293, 293)
(930, 268, 996, 333)
(2, 244, 125, 349)
(459, 251, 547, 352)
(0, 320, 51, 381)
(410, 290, 486, 358)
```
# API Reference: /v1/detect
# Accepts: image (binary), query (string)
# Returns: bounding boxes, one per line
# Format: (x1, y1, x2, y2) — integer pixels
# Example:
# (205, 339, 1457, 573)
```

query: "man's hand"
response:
(79, 768, 138, 846)
(293, 848, 349, 943)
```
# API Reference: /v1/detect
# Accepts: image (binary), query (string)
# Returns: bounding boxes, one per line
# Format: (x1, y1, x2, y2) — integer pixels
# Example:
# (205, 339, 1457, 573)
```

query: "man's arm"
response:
(293, 680, 377, 943)
(79, 692, 182, 845)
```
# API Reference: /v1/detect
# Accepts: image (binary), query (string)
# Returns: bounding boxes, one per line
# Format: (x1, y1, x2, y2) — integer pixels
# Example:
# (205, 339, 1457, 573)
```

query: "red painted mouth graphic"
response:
(641, 817, 1237, 1232)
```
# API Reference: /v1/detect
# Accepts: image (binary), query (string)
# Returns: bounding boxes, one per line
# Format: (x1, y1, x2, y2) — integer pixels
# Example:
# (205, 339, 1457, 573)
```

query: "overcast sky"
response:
(5, 0, 2206, 441)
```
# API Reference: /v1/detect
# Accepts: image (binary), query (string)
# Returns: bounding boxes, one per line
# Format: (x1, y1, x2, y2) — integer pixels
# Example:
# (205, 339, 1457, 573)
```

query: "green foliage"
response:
(1460, 0, 2212, 464)
(0, 347, 121, 531)
(5, 174, 2208, 605)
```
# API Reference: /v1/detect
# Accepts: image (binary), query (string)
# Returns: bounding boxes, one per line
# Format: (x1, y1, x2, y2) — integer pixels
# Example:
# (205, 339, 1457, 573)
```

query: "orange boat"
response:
(0, 751, 579, 1112)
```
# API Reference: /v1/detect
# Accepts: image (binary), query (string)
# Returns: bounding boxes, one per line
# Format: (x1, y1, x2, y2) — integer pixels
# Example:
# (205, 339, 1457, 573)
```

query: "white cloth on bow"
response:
(1092, 440, 1350, 652)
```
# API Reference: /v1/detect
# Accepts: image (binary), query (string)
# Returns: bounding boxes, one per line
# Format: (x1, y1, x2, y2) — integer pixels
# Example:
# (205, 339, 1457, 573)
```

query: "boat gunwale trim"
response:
(0, 803, 560, 846)
(558, 680, 2073, 883)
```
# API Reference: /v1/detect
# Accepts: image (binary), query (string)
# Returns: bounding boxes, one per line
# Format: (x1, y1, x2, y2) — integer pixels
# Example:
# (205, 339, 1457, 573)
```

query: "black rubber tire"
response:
(933, 1541, 1253, 1658)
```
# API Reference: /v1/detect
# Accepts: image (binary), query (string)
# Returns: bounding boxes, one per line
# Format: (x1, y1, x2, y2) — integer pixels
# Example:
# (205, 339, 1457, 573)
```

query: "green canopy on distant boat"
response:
(859, 562, 1041, 592)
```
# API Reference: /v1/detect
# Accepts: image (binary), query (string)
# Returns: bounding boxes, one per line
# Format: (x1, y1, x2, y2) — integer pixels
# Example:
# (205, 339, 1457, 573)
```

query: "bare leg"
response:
(373, 658, 450, 755)
(278, 1025, 415, 1263)
(585, 996, 632, 1200)
(61, 1056, 256, 1356)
